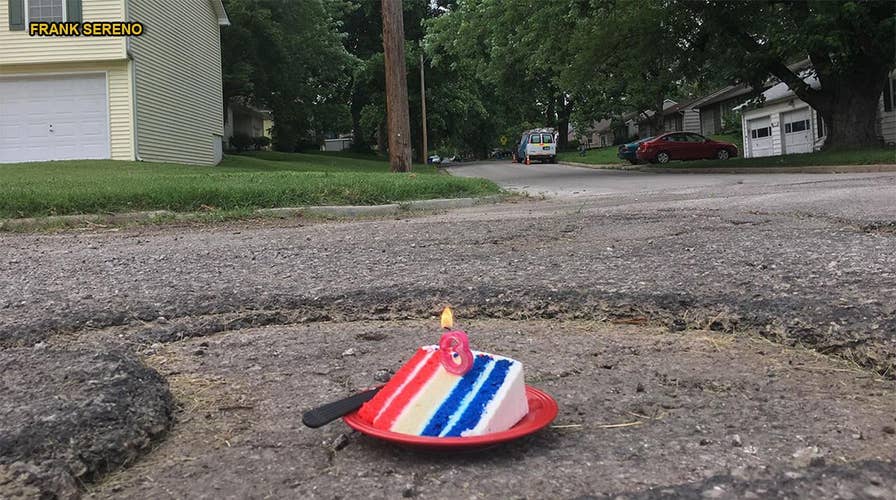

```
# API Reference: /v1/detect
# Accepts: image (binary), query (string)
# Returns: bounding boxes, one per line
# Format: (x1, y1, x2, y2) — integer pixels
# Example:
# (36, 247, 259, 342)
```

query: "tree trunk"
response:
(811, 76, 886, 149)
(377, 118, 388, 154)
(652, 94, 665, 136)
(557, 96, 572, 150)
(381, 0, 413, 172)
(350, 86, 369, 153)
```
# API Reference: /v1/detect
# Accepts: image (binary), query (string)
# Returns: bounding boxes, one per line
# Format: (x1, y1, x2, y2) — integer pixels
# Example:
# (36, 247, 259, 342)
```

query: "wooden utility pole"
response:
(420, 52, 428, 165)
(382, 0, 412, 172)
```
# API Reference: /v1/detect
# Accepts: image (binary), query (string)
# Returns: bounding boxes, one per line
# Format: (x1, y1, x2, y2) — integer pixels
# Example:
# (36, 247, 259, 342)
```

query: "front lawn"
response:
(558, 146, 626, 165)
(0, 153, 500, 219)
(658, 147, 895, 169)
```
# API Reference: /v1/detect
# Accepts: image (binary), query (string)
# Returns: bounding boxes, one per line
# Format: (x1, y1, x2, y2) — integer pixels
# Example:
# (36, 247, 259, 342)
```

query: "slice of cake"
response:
(357, 345, 528, 437)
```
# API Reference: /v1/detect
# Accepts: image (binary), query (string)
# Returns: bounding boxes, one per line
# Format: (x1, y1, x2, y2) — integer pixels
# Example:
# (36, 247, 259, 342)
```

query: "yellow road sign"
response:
(500, 135, 508, 146)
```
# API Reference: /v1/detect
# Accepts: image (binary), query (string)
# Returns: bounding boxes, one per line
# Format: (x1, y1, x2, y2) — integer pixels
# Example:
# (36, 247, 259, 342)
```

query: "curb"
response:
(559, 161, 640, 171)
(559, 161, 896, 174)
(0, 195, 507, 231)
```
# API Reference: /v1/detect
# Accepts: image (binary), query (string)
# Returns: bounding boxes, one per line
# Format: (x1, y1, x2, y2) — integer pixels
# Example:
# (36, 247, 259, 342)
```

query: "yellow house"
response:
(0, 0, 229, 165)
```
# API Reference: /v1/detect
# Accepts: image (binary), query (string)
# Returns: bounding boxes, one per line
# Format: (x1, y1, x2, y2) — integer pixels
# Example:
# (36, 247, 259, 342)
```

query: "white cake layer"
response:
(463, 358, 528, 436)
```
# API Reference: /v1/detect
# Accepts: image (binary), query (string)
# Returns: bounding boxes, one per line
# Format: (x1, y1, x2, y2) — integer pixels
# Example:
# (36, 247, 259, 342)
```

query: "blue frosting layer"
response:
(442, 358, 513, 437)
(420, 354, 492, 436)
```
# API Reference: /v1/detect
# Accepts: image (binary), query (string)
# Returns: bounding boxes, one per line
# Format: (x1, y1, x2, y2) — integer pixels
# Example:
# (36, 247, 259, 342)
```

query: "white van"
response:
(514, 128, 557, 164)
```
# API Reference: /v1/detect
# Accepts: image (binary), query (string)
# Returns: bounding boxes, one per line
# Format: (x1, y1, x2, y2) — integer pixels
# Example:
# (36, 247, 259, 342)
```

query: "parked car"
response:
(617, 137, 653, 164)
(427, 154, 442, 164)
(636, 132, 738, 164)
(514, 128, 557, 164)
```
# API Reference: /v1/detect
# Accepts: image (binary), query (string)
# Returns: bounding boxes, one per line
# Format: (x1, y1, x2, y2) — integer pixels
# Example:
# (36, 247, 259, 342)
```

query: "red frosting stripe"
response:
(373, 352, 442, 429)
(357, 348, 430, 424)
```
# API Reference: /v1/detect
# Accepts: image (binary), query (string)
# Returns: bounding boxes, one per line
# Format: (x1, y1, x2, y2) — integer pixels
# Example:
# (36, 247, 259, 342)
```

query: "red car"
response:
(636, 132, 738, 164)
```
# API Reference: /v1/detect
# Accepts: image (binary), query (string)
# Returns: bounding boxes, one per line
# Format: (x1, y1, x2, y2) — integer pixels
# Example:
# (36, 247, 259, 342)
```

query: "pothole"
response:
(0, 348, 172, 499)
(87, 319, 895, 499)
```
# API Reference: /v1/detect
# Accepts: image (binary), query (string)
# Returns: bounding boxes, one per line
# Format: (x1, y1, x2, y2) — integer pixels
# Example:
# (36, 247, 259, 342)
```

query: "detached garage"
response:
(739, 74, 825, 159)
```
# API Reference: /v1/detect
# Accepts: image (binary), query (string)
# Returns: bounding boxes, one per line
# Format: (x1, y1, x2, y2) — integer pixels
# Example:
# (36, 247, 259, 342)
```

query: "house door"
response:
(747, 117, 773, 157)
(0, 73, 110, 163)
(782, 108, 812, 154)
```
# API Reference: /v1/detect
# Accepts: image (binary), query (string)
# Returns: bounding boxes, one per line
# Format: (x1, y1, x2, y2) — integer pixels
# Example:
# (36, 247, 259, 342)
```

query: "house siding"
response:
(700, 107, 716, 135)
(682, 109, 701, 134)
(878, 71, 896, 145)
(128, 0, 224, 165)
(0, 60, 134, 160)
(0, 0, 126, 65)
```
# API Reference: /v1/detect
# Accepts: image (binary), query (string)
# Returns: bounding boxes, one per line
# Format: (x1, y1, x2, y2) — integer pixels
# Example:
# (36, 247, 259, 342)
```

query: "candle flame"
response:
(440, 307, 454, 329)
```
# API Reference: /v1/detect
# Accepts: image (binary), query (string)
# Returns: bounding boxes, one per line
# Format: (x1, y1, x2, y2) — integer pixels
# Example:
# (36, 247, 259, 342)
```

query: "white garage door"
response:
(0, 73, 110, 163)
(747, 116, 774, 157)
(782, 108, 812, 154)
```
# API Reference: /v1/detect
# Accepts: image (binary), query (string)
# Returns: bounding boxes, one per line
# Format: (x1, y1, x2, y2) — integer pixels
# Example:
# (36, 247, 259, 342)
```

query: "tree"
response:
(684, 0, 896, 149)
(221, 0, 354, 151)
(424, 0, 577, 151)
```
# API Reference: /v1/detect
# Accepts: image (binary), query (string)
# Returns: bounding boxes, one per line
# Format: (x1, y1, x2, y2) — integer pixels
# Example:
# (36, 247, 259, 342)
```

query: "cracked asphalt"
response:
(1, 168, 895, 498)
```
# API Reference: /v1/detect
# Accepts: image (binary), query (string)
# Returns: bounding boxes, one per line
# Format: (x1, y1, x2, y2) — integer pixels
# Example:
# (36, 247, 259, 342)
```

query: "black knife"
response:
(302, 386, 383, 428)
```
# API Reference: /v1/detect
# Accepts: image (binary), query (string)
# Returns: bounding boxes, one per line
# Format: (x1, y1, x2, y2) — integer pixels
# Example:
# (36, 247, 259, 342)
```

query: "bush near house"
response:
(252, 136, 272, 150)
(0, 153, 500, 220)
(229, 133, 254, 152)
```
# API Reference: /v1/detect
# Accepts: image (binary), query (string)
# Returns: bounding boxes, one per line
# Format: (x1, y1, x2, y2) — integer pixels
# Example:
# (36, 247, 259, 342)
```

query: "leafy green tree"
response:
(683, 0, 896, 148)
(221, 0, 354, 151)
(561, 1, 699, 137)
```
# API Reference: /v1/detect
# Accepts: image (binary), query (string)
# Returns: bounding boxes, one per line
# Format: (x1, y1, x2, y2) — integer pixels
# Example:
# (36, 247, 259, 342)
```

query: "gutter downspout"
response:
(125, 0, 143, 161)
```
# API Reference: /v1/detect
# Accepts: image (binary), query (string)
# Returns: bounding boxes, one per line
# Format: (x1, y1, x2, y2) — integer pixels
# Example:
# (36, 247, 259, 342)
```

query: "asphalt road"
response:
(448, 159, 896, 199)
(2, 169, 895, 499)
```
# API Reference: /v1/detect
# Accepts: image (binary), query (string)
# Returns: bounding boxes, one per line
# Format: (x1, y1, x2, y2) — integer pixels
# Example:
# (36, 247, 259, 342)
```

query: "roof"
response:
(591, 119, 614, 134)
(760, 73, 820, 104)
(209, 0, 230, 26)
(691, 59, 812, 109)
(229, 100, 273, 120)
(634, 100, 680, 124)
(661, 99, 697, 115)
(735, 71, 820, 112)
(691, 84, 756, 109)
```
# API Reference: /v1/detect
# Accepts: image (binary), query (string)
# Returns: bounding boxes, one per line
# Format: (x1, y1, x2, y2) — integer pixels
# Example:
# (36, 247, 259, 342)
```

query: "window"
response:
(529, 135, 540, 144)
(541, 134, 554, 143)
(685, 133, 706, 143)
(784, 119, 809, 134)
(751, 127, 771, 139)
(28, 0, 65, 23)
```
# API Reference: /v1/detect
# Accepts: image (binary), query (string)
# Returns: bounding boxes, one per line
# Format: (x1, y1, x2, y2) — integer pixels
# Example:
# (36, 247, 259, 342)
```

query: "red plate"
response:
(343, 385, 558, 451)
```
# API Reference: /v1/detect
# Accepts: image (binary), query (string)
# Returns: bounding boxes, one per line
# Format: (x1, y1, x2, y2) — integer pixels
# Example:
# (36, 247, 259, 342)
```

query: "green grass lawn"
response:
(661, 147, 895, 169)
(558, 146, 626, 165)
(0, 152, 500, 219)
(560, 140, 893, 169)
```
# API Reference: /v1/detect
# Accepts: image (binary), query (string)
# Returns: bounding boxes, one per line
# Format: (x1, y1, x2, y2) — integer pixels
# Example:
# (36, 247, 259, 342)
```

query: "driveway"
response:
(448, 159, 896, 199)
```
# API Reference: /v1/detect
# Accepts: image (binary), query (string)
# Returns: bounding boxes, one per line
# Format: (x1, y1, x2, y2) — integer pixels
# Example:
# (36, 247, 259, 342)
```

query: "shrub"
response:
(229, 133, 253, 153)
(253, 136, 272, 150)
(721, 111, 743, 135)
